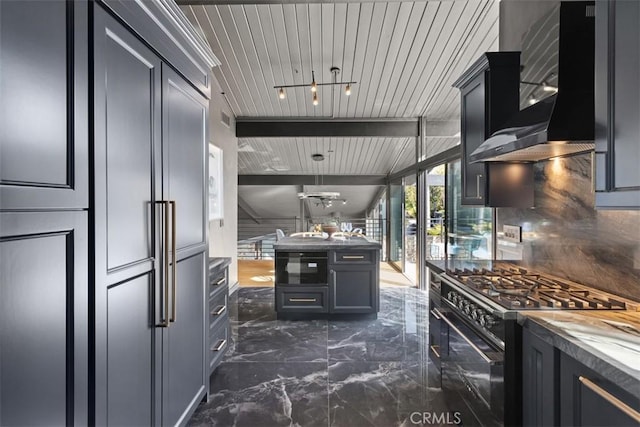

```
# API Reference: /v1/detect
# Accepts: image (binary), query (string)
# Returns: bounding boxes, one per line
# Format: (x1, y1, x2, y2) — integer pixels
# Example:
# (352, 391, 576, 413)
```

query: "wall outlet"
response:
(503, 225, 522, 243)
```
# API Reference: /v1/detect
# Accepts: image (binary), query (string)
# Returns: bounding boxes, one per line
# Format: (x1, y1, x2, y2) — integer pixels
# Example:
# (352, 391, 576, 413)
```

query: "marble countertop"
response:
(274, 236, 382, 250)
(519, 310, 640, 398)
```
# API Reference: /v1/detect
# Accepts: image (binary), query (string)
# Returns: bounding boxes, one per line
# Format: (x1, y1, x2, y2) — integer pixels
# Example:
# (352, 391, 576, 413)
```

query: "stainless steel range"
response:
(428, 266, 629, 427)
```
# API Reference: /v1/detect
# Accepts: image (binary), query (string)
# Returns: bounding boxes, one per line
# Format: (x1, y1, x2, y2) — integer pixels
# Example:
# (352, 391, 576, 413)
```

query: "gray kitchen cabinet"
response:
(0, 0, 88, 210)
(161, 63, 208, 426)
(522, 327, 559, 427)
(208, 258, 231, 377)
(0, 1, 90, 424)
(93, 5, 208, 425)
(559, 352, 639, 426)
(452, 53, 520, 206)
(0, 212, 88, 426)
(329, 250, 379, 314)
(595, 0, 640, 209)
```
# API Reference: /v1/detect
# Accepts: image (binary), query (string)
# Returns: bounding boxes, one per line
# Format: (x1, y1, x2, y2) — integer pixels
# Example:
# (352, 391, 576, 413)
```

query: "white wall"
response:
(208, 76, 238, 287)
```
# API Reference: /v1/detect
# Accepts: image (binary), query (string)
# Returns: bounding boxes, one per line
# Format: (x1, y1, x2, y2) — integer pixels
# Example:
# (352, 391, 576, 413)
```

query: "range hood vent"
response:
(471, 2, 595, 163)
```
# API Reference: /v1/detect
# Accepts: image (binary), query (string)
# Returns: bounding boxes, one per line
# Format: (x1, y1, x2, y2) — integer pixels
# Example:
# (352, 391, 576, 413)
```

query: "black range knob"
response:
(464, 303, 476, 315)
(479, 315, 495, 328)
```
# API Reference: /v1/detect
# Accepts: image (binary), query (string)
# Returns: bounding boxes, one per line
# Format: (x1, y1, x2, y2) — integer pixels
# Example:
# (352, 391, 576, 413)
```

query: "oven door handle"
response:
(432, 308, 495, 364)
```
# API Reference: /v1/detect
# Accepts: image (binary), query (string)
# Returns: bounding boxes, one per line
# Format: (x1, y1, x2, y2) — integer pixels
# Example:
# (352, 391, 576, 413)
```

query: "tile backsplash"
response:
(496, 154, 640, 302)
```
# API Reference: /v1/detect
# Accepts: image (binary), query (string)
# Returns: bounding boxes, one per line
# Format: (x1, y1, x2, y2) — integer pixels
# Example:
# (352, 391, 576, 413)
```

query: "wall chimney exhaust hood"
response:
(470, 2, 596, 163)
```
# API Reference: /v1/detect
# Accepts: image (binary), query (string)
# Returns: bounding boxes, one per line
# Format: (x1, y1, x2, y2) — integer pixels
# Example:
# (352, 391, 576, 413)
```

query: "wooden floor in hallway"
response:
(238, 259, 414, 288)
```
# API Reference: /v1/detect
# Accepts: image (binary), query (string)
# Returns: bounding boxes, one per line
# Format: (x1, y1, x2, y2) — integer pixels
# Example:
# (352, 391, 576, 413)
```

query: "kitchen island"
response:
(273, 236, 382, 319)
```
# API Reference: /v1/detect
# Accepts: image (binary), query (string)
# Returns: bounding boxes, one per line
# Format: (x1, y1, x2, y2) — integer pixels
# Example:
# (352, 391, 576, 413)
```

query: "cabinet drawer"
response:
(209, 322, 229, 373)
(276, 287, 328, 313)
(332, 250, 375, 264)
(209, 269, 227, 297)
(209, 289, 228, 331)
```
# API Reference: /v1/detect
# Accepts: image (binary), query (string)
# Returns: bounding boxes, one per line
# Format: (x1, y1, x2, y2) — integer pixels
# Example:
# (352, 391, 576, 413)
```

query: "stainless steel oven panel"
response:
(437, 307, 504, 424)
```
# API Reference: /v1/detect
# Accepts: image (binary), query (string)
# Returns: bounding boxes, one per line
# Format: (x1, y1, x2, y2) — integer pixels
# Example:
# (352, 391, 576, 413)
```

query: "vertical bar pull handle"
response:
(476, 174, 483, 199)
(170, 200, 177, 323)
(156, 201, 170, 327)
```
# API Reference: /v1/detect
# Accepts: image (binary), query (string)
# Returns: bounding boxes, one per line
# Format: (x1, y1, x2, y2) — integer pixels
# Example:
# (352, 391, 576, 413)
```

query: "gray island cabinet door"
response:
(0, 211, 88, 426)
(0, 0, 88, 210)
(161, 64, 208, 426)
(329, 249, 379, 314)
(330, 266, 377, 313)
(93, 6, 162, 425)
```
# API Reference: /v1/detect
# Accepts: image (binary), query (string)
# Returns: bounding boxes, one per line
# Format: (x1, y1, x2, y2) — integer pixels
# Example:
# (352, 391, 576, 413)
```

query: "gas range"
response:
(446, 266, 628, 312)
(436, 266, 630, 348)
(429, 266, 634, 427)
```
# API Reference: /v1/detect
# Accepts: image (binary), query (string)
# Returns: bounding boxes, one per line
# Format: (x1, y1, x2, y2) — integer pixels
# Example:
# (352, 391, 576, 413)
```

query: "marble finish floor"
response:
(189, 287, 451, 427)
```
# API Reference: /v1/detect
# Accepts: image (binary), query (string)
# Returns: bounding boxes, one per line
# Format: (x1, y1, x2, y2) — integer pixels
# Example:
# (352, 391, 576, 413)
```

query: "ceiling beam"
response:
(239, 175, 387, 186)
(235, 119, 419, 138)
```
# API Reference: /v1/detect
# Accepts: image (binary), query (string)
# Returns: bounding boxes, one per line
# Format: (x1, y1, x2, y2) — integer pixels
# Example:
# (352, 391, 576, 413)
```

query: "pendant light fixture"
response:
(274, 66, 356, 106)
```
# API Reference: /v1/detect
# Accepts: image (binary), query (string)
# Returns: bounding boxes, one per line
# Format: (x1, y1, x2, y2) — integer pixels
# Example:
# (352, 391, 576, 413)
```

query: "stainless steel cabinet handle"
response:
(476, 174, 483, 199)
(170, 200, 177, 323)
(156, 201, 170, 328)
(578, 376, 640, 423)
(212, 305, 226, 315)
(430, 309, 441, 320)
(342, 255, 365, 259)
(212, 339, 227, 352)
(289, 298, 317, 302)
(430, 345, 441, 359)
(433, 308, 494, 364)
(215, 277, 226, 286)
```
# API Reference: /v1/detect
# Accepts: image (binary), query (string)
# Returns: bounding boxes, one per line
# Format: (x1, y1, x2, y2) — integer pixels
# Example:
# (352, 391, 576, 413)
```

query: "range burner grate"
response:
(446, 267, 627, 311)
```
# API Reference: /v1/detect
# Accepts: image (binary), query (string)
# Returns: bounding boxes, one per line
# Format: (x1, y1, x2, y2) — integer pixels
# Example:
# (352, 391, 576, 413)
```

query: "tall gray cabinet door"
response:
(0, 211, 88, 426)
(93, 6, 163, 425)
(162, 65, 208, 250)
(0, 0, 88, 210)
(161, 65, 208, 425)
(163, 253, 206, 426)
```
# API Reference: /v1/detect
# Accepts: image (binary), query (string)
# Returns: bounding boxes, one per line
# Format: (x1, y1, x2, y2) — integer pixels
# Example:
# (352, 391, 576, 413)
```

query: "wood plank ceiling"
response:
(181, 0, 498, 219)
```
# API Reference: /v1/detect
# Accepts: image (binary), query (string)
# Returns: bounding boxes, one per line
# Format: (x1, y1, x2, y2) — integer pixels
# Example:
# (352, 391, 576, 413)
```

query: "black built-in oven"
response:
(275, 251, 328, 285)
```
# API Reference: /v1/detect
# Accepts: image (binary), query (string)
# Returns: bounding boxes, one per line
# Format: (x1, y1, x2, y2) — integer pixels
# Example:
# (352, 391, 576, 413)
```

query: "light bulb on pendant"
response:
(310, 71, 317, 93)
(528, 95, 537, 105)
(278, 87, 285, 99)
(312, 91, 319, 106)
(345, 84, 351, 96)
(542, 81, 558, 92)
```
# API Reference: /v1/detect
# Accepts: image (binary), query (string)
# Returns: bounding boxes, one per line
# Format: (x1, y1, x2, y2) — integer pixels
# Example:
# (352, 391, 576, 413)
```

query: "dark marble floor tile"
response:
(189, 362, 328, 427)
(233, 300, 277, 325)
(328, 361, 449, 427)
(328, 324, 424, 362)
(225, 319, 328, 362)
